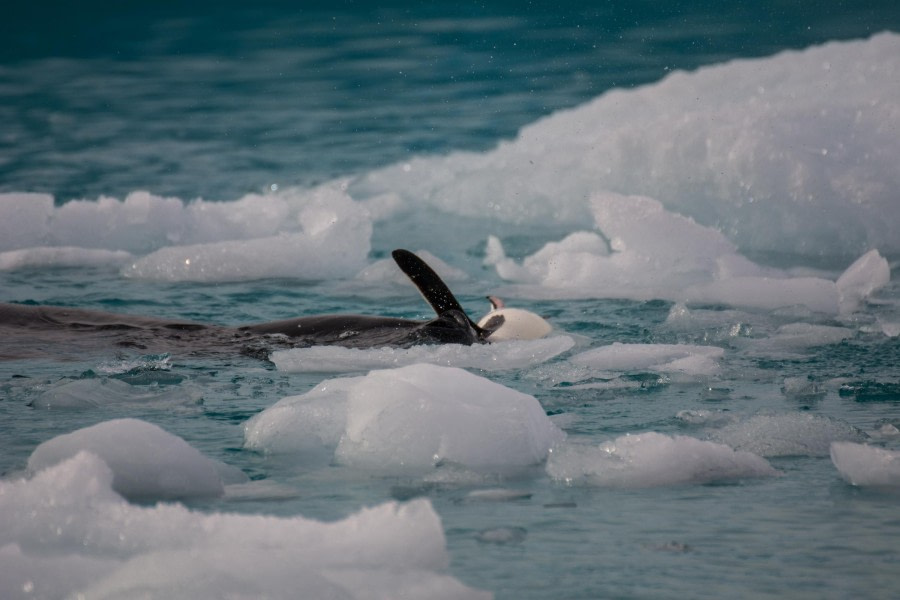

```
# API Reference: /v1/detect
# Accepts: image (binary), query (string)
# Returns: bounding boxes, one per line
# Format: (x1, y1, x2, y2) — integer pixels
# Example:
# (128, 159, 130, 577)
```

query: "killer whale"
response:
(0, 250, 516, 360)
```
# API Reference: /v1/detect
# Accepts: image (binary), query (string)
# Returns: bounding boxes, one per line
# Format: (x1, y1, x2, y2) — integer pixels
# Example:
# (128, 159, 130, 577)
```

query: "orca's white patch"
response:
(477, 296, 552, 341)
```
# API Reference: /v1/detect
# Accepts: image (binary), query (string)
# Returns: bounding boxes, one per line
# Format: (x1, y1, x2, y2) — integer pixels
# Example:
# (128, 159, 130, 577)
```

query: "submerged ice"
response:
(546, 432, 777, 488)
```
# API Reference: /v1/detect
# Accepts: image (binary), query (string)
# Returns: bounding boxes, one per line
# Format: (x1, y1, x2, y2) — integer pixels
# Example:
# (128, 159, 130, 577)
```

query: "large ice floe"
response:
(830, 442, 900, 488)
(0, 453, 489, 600)
(570, 342, 724, 378)
(244, 363, 565, 474)
(27, 418, 246, 500)
(356, 33, 900, 261)
(546, 433, 778, 488)
(484, 194, 890, 314)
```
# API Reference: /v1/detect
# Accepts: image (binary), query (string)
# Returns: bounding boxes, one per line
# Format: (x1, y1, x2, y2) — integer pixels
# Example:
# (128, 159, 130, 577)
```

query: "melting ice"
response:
(244, 363, 566, 474)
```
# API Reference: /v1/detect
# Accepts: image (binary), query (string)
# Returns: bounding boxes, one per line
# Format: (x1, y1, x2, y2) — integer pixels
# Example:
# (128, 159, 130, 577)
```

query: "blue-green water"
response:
(2, 2, 900, 599)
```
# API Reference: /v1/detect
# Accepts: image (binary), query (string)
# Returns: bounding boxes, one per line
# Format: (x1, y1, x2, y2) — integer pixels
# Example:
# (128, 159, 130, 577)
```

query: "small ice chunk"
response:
(475, 527, 527, 545)
(27, 418, 242, 500)
(836, 249, 890, 314)
(747, 323, 854, 356)
(781, 376, 825, 399)
(571, 342, 723, 376)
(245, 364, 565, 474)
(546, 432, 777, 488)
(830, 442, 900, 487)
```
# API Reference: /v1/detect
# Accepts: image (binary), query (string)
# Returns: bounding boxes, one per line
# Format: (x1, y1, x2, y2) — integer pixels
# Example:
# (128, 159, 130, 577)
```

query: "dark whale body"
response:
(0, 250, 500, 360)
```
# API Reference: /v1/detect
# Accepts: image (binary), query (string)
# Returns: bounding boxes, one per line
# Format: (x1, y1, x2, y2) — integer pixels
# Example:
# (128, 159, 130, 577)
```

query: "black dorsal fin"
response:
(391, 249, 487, 337)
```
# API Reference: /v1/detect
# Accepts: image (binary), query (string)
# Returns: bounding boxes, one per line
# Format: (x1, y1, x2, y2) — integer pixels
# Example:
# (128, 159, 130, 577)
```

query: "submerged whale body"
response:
(0, 250, 541, 360)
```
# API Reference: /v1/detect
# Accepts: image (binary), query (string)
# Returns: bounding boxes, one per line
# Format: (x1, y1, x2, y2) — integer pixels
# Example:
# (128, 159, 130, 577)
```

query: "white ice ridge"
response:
(485, 193, 890, 314)
(546, 432, 777, 488)
(0, 453, 490, 600)
(244, 363, 565, 473)
(271, 335, 575, 373)
(27, 418, 247, 500)
(0, 182, 372, 281)
(356, 33, 900, 260)
(830, 442, 900, 487)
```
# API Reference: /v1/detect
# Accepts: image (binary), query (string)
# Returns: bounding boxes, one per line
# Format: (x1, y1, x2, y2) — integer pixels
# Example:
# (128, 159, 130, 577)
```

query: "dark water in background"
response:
(2, 1, 898, 203)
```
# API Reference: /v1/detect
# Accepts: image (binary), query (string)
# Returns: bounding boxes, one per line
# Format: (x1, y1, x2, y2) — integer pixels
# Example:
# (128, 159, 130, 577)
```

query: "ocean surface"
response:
(2, 2, 900, 598)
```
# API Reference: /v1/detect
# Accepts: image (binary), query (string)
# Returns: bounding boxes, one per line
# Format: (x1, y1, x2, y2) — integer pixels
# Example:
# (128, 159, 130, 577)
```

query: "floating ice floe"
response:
(0, 453, 489, 600)
(244, 363, 565, 474)
(271, 335, 575, 373)
(830, 442, 900, 488)
(546, 432, 777, 488)
(570, 342, 724, 377)
(0, 183, 372, 282)
(123, 185, 371, 282)
(27, 418, 246, 500)
(706, 413, 866, 457)
(484, 194, 890, 315)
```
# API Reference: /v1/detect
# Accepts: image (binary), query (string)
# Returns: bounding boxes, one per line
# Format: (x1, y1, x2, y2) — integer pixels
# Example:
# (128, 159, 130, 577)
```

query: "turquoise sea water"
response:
(3, 2, 900, 599)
